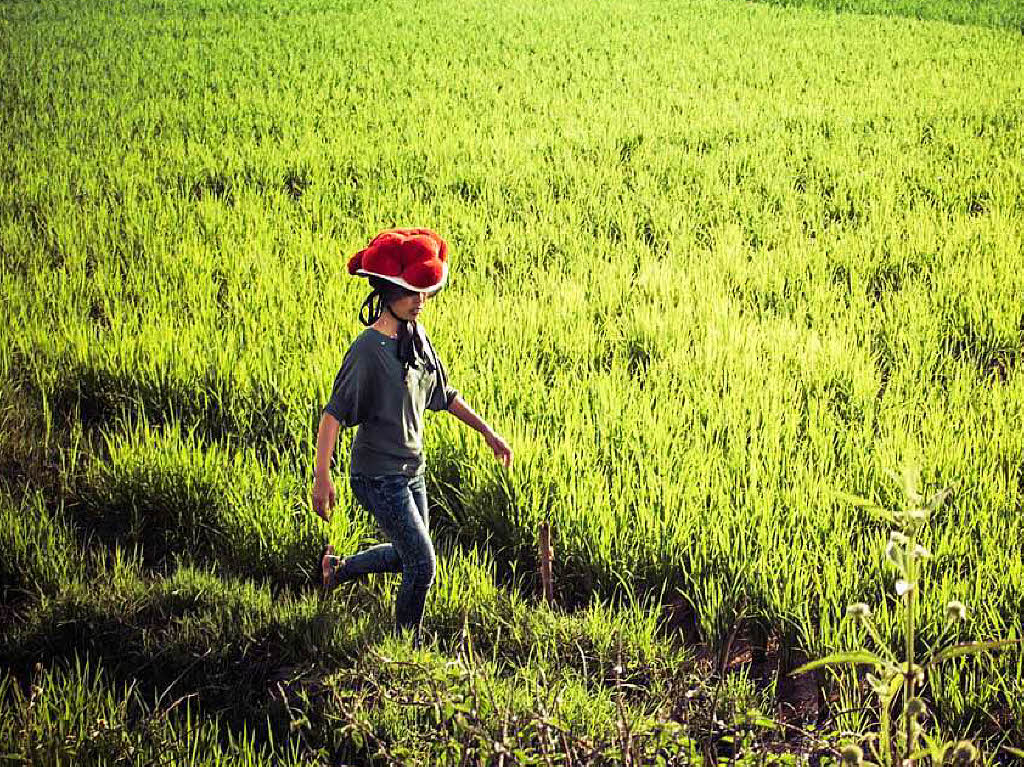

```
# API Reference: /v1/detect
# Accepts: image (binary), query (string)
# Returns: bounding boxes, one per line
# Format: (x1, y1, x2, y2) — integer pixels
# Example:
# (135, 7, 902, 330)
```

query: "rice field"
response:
(2, 0, 1023, 761)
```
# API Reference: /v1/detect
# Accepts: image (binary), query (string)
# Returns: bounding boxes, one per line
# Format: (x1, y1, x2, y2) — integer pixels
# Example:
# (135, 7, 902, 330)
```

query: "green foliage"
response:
(749, 0, 1024, 30)
(71, 414, 352, 586)
(1, 0, 1023, 759)
(281, 635, 781, 765)
(0, 659, 308, 766)
(795, 466, 1020, 765)
(0, 488, 83, 600)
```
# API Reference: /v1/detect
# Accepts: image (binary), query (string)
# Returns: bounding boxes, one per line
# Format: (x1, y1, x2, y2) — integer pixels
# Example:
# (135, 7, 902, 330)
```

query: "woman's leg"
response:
(328, 474, 436, 645)
(405, 473, 432, 636)
(331, 475, 404, 579)
(409, 472, 429, 530)
(366, 474, 436, 647)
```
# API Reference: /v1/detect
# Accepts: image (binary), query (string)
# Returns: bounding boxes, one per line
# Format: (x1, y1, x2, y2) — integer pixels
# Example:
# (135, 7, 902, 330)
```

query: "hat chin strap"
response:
(386, 305, 429, 373)
(384, 303, 405, 324)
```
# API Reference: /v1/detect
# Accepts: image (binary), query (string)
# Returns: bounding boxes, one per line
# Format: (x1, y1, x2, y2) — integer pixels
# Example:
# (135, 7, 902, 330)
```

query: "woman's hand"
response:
(312, 473, 336, 522)
(446, 396, 512, 469)
(485, 431, 513, 469)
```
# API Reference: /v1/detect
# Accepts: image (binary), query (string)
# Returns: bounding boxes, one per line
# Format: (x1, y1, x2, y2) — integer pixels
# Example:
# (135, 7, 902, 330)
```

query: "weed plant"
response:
(2, 0, 1023, 757)
(796, 466, 1022, 765)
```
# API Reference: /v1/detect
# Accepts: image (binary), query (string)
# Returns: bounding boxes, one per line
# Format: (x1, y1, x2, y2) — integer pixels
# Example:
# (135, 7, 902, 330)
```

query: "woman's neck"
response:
(372, 308, 402, 339)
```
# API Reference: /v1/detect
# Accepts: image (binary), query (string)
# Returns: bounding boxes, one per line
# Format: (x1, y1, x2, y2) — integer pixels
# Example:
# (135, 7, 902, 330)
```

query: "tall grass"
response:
(0, 658, 309, 765)
(750, 0, 1024, 30)
(2, 0, 1023, 751)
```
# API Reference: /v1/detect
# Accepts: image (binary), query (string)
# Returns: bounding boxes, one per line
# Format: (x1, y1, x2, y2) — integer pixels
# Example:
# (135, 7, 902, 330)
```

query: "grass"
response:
(2, 0, 1023, 760)
(750, 0, 1024, 30)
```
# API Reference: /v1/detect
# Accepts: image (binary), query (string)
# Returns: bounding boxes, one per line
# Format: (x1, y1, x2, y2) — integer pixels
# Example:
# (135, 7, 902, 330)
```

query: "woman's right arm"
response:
(314, 345, 374, 521)
(312, 412, 341, 521)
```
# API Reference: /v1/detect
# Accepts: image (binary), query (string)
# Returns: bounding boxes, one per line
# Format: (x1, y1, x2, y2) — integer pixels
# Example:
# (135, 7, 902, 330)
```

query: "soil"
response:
(660, 596, 830, 733)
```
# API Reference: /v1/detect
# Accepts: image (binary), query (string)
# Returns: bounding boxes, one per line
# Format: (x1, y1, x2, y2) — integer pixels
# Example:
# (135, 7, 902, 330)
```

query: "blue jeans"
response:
(343, 473, 436, 647)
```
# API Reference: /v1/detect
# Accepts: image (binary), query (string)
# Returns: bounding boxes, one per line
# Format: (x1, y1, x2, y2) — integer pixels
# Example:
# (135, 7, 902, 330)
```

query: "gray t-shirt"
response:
(323, 327, 459, 477)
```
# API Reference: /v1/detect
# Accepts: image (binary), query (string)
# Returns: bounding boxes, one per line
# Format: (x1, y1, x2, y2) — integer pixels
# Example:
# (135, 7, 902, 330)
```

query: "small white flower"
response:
(911, 544, 931, 559)
(846, 602, 872, 621)
(865, 673, 888, 696)
(884, 541, 905, 570)
(895, 579, 915, 597)
(945, 600, 967, 622)
(888, 531, 909, 545)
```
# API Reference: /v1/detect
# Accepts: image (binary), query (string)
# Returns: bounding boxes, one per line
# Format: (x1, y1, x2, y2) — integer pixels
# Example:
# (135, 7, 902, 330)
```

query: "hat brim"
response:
(355, 263, 448, 295)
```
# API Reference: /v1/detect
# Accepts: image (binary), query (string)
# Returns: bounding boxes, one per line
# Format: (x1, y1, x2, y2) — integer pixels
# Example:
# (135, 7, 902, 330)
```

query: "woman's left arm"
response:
(446, 395, 513, 469)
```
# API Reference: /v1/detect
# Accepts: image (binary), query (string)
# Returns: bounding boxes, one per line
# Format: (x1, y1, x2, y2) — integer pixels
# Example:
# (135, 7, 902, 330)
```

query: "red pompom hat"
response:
(347, 228, 449, 294)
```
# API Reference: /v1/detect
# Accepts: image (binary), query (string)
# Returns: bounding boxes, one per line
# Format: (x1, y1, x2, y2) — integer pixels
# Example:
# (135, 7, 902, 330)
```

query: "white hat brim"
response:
(356, 262, 448, 294)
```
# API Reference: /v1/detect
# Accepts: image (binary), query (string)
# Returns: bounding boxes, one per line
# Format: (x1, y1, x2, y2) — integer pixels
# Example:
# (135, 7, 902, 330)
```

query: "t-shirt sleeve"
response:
(427, 347, 459, 412)
(323, 345, 376, 427)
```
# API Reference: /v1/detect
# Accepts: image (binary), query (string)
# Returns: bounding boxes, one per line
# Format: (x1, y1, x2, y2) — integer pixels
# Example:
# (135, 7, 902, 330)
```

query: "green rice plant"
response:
(3, 0, 1024, 749)
(425, 556, 691, 698)
(424, 541, 504, 637)
(0, 657, 310, 765)
(0, 559, 380, 727)
(71, 413, 359, 586)
(291, 634, 782, 765)
(749, 0, 1024, 30)
(795, 465, 1020, 765)
(0, 488, 83, 601)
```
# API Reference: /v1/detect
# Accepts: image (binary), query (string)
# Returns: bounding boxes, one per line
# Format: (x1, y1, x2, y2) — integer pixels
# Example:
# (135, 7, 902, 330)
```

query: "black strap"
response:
(358, 290, 386, 327)
(359, 289, 432, 374)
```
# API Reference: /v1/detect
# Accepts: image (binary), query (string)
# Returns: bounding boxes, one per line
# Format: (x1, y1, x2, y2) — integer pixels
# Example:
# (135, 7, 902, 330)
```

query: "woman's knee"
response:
(406, 550, 436, 588)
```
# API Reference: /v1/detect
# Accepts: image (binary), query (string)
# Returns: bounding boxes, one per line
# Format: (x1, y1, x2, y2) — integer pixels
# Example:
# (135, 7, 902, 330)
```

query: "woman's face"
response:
(388, 289, 431, 322)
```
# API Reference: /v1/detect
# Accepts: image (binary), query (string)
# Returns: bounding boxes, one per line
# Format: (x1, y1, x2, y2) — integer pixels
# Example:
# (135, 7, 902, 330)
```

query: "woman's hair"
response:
(359, 277, 433, 374)
(359, 277, 411, 326)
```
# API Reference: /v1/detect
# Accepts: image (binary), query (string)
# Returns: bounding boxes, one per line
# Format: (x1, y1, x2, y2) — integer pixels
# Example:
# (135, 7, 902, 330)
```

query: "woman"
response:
(311, 228, 512, 648)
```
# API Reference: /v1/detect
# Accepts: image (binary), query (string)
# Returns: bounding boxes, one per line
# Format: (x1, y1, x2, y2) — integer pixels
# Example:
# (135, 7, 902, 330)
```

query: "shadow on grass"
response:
(0, 568, 383, 732)
(9, 345, 302, 471)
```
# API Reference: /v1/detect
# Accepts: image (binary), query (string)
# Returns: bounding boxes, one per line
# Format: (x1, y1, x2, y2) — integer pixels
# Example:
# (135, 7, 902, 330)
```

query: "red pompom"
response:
(347, 250, 364, 274)
(399, 237, 435, 268)
(403, 260, 444, 290)
(372, 231, 405, 249)
(363, 239, 403, 277)
(347, 228, 449, 289)
(412, 229, 447, 263)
